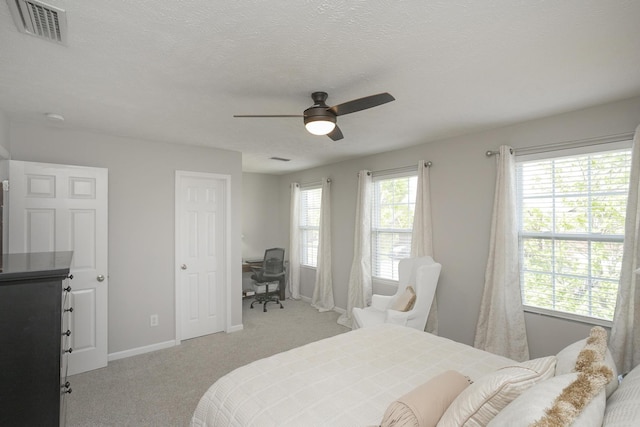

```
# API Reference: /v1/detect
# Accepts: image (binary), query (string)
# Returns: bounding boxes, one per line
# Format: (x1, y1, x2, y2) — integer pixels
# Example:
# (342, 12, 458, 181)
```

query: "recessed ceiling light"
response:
(45, 113, 65, 121)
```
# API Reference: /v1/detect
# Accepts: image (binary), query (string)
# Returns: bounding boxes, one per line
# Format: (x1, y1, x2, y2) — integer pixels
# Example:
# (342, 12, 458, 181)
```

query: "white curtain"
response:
(287, 182, 301, 300)
(338, 170, 372, 328)
(611, 124, 640, 373)
(312, 178, 335, 312)
(474, 145, 530, 362)
(411, 160, 437, 333)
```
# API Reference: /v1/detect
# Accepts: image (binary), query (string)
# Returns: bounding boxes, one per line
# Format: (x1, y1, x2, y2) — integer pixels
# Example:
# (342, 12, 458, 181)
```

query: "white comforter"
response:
(192, 324, 515, 427)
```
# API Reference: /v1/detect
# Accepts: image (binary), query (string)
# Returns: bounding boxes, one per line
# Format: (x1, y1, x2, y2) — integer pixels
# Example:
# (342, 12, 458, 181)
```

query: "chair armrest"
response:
(371, 294, 393, 310)
(385, 308, 411, 325)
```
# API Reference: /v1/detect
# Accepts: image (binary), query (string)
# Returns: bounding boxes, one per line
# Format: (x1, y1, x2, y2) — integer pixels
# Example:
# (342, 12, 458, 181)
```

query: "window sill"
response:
(523, 305, 613, 328)
(372, 277, 399, 287)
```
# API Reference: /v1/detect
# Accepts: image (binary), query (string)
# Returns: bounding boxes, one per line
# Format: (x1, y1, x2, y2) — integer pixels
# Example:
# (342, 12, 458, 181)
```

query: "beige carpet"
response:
(66, 298, 349, 427)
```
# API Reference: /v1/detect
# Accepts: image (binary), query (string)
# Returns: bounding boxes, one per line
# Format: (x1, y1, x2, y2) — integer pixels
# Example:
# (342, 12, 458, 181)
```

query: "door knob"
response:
(97, 274, 105, 282)
(181, 264, 187, 270)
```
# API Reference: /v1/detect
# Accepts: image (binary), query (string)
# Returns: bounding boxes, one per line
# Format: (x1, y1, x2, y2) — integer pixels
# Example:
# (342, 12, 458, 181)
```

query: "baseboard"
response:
(227, 323, 244, 333)
(108, 339, 176, 362)
(107, 301, 340, 363)
(298, 295, 346, 315)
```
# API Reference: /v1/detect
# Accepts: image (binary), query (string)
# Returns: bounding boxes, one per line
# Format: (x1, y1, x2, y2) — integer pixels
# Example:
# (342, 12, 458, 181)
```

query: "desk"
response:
(242, 261, 286, 300)
(242, 261, 262, 273)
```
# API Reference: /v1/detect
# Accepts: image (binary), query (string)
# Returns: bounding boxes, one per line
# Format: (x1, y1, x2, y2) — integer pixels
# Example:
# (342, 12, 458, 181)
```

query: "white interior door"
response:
(176, 171, 228, 341)
(9, 160, 108, 375)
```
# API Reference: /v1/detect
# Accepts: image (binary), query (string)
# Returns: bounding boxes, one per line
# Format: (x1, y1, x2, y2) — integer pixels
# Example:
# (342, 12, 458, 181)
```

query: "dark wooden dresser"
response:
(0, 251, 73, 427)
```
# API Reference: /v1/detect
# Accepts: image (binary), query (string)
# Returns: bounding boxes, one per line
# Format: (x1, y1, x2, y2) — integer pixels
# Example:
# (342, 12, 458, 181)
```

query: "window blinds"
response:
(300, 186, 322, 267)
(517, 148, 632, 321)
(372, 174, 417, 280)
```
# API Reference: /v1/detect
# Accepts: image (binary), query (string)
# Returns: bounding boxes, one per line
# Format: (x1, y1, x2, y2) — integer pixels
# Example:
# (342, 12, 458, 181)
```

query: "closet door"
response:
(9, 160, 108, 375)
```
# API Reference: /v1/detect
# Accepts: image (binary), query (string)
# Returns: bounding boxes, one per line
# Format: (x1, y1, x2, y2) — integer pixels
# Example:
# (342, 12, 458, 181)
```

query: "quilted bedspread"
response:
(191, 323, 515, 427)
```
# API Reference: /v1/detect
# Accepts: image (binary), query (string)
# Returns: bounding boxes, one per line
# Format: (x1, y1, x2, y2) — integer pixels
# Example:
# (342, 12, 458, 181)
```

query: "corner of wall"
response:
(0, 110, 10, 159)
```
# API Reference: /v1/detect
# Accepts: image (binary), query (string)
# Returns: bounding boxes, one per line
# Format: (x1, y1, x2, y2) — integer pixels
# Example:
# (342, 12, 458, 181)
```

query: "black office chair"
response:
(250, 248, 285, 312)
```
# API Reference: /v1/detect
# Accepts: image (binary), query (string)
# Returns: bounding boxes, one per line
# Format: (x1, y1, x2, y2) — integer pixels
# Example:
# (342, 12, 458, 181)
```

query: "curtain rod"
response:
(370, 161, 432, 177)
(485, 132, 635, 157)
(298, 178, 331, 187)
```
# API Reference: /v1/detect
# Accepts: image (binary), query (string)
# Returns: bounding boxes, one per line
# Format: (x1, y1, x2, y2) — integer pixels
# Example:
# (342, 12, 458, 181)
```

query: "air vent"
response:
(6, 0, 67, 45)
(270, 157, 291, 162)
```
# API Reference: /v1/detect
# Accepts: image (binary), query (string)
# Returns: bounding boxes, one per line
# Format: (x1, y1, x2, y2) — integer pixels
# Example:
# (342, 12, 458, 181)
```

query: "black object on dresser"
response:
(0, 251, 73, 427)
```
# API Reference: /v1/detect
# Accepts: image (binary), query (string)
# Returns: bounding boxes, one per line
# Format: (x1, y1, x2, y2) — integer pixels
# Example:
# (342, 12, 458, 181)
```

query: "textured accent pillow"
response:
(436, 356, 556, 427)
(390, 286, 416, 312)
(603, 363, 640, 426)
(555, 329, 618, 398)
(486, 373, 606, 427)
(381, 370, 471, 427)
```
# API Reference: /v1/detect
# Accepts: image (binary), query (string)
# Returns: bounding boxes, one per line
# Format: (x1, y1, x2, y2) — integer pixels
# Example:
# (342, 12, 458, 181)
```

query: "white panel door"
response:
(176, 171, 227, 340)
(9, 160, 108, 375)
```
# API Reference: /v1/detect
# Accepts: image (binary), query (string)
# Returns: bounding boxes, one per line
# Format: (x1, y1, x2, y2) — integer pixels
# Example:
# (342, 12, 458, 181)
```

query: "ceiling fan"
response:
(233, 91, 395, 141)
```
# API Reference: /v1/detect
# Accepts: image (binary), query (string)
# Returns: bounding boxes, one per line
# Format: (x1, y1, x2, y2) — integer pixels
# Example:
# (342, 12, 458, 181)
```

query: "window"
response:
(372, 173, 418, 280)
(517, 147, 632, 322)
(299, 186, 322, 267)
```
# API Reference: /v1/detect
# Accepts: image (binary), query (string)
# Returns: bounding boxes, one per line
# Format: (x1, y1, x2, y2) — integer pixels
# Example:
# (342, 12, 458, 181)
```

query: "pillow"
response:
(486, 373, 606, 427)
(381, 370, 471, 427)
(390, 286, 416, 312)
(556, 327, 618, 398)
(603, 363, 640, 426)
(436, 356, 556, 427)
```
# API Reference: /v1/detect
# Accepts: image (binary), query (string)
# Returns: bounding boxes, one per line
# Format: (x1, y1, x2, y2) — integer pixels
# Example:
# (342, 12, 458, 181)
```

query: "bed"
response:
(192, 323, 640, 427)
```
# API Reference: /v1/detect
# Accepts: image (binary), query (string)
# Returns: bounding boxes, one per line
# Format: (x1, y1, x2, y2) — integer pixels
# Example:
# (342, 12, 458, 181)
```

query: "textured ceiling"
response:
(1, 0, 639, 174)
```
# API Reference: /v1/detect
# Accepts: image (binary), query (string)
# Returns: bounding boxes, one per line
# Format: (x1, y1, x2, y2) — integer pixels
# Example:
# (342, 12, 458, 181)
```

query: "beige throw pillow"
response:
(381, 370, 471, 427)
(530, 326, 613, 427)
(436, 356, 556, 427)
(391, 286, 416, 312)
(486, 373, 606, 427)
(555, 328, 618, 398)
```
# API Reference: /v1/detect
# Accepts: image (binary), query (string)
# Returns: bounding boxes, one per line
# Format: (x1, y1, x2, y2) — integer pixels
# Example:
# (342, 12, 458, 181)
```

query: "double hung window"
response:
(372, 173, 418, 281)
(516, 146, 632, 323)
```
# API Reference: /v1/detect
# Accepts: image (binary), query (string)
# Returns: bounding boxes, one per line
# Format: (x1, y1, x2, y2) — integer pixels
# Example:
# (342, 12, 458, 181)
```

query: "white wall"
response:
(0, 111, 9, 154)
(9, 122, 243, 354)
(278, 96, 640, 359)
(241, 173, 284, 260)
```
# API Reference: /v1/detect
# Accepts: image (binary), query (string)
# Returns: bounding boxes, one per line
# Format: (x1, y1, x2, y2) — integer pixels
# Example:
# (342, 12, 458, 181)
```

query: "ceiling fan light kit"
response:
(234, 91, 395, 141)
(305, 119, 336, 135)
(304, 116, 336, 136)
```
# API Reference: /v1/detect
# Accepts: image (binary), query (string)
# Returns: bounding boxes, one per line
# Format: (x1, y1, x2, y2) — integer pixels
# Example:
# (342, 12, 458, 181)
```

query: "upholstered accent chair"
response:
(352, 256, 441, 331)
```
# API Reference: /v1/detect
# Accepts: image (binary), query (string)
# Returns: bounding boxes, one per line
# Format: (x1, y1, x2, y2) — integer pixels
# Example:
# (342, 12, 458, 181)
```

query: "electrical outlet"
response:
(150, 314, 159, 327)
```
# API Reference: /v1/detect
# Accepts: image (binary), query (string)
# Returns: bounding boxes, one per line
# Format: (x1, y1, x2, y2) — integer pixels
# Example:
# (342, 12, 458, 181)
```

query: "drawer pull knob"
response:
(64, 348, 73, 354)
(62, 329, 71, 337)
(63, 286, 72, 292)
(64, 307, 73, 313)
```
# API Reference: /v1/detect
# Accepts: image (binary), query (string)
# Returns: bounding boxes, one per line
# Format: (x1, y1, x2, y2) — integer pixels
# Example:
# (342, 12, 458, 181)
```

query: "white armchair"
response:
(352, 256, 441, 331)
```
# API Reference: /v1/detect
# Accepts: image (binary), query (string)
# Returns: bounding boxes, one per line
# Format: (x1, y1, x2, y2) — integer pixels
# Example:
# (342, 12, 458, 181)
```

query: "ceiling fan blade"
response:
(327, 125, 344, 141)
(233, 115, 303, 118)
(329, 92, 395, 116)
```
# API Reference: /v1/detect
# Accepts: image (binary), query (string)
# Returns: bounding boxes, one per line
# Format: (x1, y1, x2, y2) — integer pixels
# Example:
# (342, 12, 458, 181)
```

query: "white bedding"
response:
(191, 324, 515, 427)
